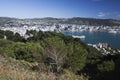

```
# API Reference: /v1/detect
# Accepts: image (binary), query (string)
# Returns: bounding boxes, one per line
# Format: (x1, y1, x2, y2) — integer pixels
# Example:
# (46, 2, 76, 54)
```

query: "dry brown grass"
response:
(0, 56, 88, 80)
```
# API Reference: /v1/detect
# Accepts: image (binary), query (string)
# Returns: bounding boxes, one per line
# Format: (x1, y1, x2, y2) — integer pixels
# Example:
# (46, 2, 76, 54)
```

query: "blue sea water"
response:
(63, 31, 120, 50)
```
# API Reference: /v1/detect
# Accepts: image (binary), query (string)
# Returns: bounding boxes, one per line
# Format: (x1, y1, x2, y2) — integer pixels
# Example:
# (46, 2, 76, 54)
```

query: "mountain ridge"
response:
(0, 17, 120, 27)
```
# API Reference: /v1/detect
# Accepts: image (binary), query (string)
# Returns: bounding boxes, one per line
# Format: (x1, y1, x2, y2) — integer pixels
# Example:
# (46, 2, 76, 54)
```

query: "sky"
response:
(0, 0, 120, 19)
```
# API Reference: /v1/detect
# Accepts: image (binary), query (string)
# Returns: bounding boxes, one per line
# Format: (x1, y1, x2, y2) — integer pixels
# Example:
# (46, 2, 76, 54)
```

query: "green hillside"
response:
(0, 30, 120, 80)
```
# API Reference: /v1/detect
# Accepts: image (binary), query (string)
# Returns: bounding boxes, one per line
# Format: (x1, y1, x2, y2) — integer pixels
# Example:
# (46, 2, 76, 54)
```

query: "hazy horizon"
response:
(1, 16, 120, 20)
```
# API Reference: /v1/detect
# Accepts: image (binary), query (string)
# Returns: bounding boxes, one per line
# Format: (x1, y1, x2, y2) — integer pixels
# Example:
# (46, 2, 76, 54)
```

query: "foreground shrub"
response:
(0, 55, 88, 80)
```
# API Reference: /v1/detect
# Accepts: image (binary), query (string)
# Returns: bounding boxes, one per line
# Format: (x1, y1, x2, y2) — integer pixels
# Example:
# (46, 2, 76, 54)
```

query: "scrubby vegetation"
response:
(0, 55, 88, 80)
(0, 29, 120, 80)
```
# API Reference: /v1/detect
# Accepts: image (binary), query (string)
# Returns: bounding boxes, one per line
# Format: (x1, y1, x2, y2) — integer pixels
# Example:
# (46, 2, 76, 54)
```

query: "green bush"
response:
(97, 60, 115, 72)
(68, 41, 88, 73)
(14, 42, 45, 62)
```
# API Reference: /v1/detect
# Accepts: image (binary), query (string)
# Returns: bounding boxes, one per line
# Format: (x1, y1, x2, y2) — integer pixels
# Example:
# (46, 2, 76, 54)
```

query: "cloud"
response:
(117, 14, 120, 17)
(97, 12, 120, 19)
(98, 12, 106, 17)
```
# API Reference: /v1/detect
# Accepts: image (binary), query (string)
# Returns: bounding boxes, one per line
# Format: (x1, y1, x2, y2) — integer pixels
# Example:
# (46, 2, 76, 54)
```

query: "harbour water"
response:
(63, 31, 120, 50)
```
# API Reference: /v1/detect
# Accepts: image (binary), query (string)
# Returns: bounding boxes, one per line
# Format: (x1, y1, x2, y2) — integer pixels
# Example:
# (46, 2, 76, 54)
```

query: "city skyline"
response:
(0, 0, 120, 19)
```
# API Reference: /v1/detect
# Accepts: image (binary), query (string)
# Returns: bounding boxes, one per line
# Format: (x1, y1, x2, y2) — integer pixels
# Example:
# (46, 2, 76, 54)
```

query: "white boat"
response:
(72, 35, 86, 39)
(108, 30, 117, 34)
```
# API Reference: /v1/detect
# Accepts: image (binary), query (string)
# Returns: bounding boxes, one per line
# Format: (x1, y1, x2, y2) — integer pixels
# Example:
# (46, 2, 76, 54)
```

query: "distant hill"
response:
(0, 17, 120, 27)
(60, 17, 120, 26)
